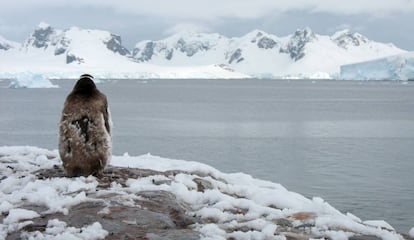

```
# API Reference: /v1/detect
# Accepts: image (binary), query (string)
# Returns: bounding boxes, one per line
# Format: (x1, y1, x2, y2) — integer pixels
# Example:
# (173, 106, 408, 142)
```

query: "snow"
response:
(0, 23, 407, 80)
(21, 219, 108, 240)
(280, 71, 332, 80)
(340, 51, 414, 80)
(37, 22, 51, 29)
(409, 227, 414, 237)
(3, 209, 40, 224)
(0, 64, 250, 84)
(0, 24, 249, 80)
(363, 220, 395, 231)
(0, 36, 20, 51)
(131, 27, 405, 79)
(0, 146, 407, 240)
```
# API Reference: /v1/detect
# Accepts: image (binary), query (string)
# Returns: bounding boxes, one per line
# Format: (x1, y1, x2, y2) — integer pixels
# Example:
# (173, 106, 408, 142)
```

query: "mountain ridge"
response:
(0, 22, 407, 79)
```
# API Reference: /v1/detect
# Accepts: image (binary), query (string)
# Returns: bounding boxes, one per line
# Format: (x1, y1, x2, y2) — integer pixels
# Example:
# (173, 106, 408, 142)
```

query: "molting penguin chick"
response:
(59, 74, 112, 177)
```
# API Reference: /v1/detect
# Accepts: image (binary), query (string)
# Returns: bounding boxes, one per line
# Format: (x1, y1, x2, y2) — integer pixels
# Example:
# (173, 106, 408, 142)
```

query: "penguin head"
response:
(73, 74, 97, 95)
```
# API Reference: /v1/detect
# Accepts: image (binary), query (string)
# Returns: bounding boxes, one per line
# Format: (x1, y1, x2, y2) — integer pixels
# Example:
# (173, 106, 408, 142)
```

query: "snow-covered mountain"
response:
(16, 22, 132, 66)
(0, 22, 408, 79)
(132, 27, 406, 78)
(0, 23, 247, 79)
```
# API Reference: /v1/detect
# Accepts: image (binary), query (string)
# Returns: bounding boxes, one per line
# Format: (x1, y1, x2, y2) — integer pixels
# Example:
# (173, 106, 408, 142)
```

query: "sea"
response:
(1, 78, 413, 233)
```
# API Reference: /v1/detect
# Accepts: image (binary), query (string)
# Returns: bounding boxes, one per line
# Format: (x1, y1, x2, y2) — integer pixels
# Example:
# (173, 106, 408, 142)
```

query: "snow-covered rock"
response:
(331, 29, 369, 49)
(0, 36, 19, 51)
(132, 31, 228, 64)
(280, 27, 317, 61)
(0, 146, 408, 240)
(21, 22, 129, 59)
(340, 52, 414, 80)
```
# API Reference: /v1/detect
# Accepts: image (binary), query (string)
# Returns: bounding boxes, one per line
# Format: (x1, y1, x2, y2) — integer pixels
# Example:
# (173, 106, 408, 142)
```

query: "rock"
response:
(137, 41, 155, 61)
(280, 27, 316, 61)
(257, 36, 277, 49)
(228, 48, 244, 64)
(193, 177, 213, 192)
(8, 167, 200, 240)
(30, 24, 55, 49)
(175, 38, 211, 57)
(283, 232, 311, 240)
(4, 165, 410, 240)
(332, 29, 368, 49)
(105, 34, 130, 56)
(9, 189, 199, 240)
(349, 235, 382, 240)
(66, 53, 84, 64)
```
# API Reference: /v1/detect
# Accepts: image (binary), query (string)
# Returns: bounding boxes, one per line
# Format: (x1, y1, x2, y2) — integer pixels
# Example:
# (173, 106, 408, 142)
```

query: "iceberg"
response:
(7, 72, 59, 88)
(340, 52, 414, 80)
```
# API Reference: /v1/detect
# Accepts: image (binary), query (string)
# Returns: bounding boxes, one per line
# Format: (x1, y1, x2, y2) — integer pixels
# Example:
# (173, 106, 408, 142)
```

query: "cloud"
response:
(330, 23, 364, 33)
(91, 0, 414, 19)
(163, 23, 211, 36)
(1, 0, 413, 21)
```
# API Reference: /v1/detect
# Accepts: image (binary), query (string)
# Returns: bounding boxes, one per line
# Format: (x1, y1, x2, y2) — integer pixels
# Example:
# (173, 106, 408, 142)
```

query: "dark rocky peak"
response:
(134, 40, 174, 62)
(132, 32, 223, 62)
(105, 34, 130, 56)
(227, 48, 244, 64)
(331, 29, 369, 49)
(243, 30, 279, 49)
(54, 37, 71, 56)
(0, 43, 10, 51)
(175, 37, 211, 57)
(29, 22, 56, 49)
(257, 36, 277, 49)
(249, 30, 264, 43)
(281, 27, 316, 61)
(66, 52, 84, 64)
(293, 27, 316, 41)
(133, 41, 156, 61)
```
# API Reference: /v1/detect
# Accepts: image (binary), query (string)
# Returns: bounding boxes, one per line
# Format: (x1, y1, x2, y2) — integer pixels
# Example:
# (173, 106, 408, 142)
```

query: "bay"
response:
(1, 79, 413, 233)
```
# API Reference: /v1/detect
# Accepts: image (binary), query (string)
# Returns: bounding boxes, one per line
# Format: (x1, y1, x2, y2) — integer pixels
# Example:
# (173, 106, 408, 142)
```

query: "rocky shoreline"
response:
(1, 147, 413, 240)
(0, 165, 411, 240)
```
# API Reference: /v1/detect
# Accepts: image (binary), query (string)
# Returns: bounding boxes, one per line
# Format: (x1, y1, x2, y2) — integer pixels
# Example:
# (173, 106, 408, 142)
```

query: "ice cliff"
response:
(340, 52, 414, 80)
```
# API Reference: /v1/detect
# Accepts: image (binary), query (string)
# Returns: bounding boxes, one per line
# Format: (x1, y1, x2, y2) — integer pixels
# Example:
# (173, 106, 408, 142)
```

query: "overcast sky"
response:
(1, 0, 413, 50)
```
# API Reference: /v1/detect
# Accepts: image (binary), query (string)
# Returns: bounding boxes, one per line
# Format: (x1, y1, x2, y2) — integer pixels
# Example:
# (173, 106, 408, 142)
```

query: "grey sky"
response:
(1, 0, 413, 50)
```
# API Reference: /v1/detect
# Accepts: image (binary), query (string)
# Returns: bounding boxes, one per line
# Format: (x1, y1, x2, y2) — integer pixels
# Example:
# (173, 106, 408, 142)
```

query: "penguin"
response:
(58, 74, 112, 177)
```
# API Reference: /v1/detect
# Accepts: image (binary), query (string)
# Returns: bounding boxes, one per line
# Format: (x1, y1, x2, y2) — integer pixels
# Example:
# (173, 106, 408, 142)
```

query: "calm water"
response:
(1, 79, 413, 233)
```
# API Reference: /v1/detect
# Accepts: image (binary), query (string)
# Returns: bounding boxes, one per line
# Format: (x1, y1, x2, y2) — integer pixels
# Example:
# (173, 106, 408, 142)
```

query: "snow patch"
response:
(409, 227, 414, 238)
(21, 219, 108, 240)
(363, 220, 395, 231)
(3, 208, 40, 224)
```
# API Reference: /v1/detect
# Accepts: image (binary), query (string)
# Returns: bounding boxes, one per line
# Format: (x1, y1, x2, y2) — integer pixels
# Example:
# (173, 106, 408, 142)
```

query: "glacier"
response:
(340, 52, 414, 80)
